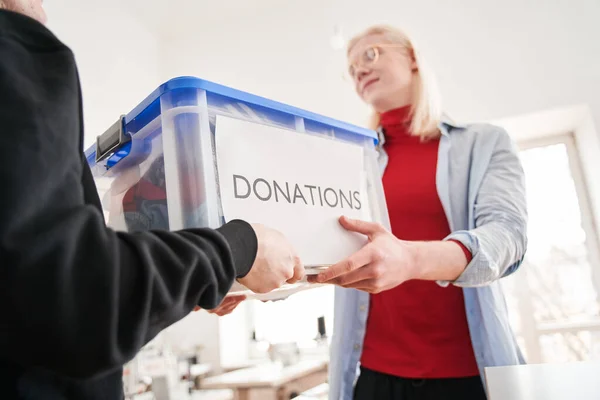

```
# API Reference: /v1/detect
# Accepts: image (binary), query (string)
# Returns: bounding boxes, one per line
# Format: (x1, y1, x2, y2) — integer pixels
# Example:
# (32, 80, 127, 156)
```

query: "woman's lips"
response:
(361, 78, 379, 94)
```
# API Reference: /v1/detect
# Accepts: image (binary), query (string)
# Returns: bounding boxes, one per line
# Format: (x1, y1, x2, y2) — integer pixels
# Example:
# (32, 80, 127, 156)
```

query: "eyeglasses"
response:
(347, 44, 406, 80)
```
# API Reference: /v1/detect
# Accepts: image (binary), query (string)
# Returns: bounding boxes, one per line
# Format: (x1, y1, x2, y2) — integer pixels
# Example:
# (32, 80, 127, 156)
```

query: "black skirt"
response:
(354, 367, 487, 400)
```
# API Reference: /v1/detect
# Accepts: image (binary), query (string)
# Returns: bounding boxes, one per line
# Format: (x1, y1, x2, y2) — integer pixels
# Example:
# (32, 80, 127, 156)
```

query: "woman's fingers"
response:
(327, 263, 379, 287)
(338, 216, 385, 238)
(314, 246, 373, 283)
(314, 251, 369, 284)
(346, 279, 386, 294)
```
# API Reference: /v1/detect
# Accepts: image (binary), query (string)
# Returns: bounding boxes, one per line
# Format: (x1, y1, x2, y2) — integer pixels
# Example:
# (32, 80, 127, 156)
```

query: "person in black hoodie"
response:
(0, 1, 305, 399)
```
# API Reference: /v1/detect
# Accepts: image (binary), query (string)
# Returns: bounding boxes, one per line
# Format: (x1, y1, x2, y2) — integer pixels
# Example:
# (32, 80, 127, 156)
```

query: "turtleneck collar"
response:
(381, 106, 411, 127)
(380, 106, 416, 144)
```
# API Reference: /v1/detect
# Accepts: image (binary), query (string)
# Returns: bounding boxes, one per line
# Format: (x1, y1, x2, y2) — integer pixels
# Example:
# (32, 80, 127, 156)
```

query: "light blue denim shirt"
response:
(328, 120, 528, 400)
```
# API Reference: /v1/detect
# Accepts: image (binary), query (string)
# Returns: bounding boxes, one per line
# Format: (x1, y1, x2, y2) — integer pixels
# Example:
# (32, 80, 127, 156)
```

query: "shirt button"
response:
(354, 344, 361, 350)
(359, 305, 366, 312)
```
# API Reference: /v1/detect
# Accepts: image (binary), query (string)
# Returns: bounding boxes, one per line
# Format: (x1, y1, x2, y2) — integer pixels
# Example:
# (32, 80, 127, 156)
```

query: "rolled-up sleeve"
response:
(441, 129, 527, 287)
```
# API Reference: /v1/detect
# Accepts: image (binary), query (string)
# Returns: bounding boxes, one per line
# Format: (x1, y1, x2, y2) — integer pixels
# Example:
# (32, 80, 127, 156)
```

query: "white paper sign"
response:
(215, 116, 372, 267)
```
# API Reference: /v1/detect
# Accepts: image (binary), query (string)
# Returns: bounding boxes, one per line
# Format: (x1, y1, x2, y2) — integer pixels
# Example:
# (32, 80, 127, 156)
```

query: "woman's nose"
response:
(355, 66, 370, 82)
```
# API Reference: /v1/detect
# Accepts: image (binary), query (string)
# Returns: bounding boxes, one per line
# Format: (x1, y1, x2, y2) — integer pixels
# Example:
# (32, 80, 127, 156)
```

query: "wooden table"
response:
(201, 359, 328, 400)
(295, 383, 329, 400)
(190, 390, 234, 400)
(133, 388, 233, 400)
(485, 361, 600, 400)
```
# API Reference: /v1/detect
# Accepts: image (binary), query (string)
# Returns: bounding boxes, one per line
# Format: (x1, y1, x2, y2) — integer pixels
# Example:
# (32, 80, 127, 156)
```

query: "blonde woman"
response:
(309, 25, 527, 400)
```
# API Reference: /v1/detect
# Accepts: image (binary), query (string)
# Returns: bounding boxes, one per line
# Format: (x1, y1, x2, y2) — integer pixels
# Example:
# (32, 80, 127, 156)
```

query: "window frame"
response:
(512, 132, 600, 363)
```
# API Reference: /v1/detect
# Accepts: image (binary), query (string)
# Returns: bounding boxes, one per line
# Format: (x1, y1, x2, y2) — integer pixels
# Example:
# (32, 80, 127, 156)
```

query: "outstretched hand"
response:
(193, 295, 247, 316)
(308, 216, 418, 293)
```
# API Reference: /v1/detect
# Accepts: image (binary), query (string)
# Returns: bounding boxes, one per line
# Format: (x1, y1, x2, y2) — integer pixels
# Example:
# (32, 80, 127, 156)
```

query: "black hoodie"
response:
(0, 9, 257, 399)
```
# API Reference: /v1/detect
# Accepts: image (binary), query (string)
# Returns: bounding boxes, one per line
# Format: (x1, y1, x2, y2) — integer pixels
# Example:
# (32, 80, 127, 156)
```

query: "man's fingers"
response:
(215, 303, 239, 316)
(209, 301, 243, 316)
(315, 247, 372, 283)
(221, 298, 246, 315)
(227, 295, 247, 303)
(214, 308, 232, 316)
(339, 216, 384, 238)
(207, 295, 246, 314)
(215, 297, 237, 309)
(287, 256, 305, 284)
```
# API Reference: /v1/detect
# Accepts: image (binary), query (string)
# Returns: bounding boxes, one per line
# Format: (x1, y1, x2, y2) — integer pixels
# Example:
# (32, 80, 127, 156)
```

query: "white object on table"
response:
(485, 361, 600, 400)
(220, 359, 265, 373)
(190, 364, 212, 378)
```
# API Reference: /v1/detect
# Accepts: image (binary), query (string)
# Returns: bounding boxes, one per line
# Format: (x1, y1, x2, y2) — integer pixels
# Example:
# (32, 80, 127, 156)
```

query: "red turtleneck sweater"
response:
(360, 106, 479, 379)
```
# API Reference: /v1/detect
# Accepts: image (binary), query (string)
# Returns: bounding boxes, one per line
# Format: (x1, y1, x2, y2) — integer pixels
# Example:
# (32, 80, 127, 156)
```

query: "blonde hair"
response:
(348, 25, 442, 139)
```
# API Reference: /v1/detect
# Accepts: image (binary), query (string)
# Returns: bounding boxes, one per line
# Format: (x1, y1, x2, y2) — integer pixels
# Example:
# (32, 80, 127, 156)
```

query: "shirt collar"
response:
(439, 114, 466, 137)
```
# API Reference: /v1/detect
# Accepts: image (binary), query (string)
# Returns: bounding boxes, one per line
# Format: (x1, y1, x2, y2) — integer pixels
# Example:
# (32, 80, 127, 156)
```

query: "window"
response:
(502, 134, 600, 363)
(249, 286, 335, 346)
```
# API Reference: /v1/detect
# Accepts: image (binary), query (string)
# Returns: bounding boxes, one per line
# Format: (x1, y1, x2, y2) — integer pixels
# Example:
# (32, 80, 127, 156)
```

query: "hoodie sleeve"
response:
(0, 16, 256, 380)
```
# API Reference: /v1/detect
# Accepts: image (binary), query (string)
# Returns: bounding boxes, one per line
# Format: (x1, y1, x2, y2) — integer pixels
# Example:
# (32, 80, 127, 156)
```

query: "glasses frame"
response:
(346, 44, 407, 81)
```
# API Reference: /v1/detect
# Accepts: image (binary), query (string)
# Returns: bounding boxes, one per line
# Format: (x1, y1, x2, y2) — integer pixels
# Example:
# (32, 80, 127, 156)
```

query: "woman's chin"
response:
(363, 92, 386, 110)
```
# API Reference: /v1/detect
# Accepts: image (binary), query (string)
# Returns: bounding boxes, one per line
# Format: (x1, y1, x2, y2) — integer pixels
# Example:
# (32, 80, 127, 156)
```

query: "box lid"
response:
(85, 76, 378, 169)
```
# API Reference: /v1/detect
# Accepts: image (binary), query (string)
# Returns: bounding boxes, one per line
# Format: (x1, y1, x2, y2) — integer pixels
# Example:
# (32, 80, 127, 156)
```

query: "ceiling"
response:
(119, 0, 600, 129)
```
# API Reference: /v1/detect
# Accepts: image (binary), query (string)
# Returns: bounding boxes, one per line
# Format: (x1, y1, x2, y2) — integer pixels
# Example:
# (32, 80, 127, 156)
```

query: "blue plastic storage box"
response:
(85, 77, 390, 267)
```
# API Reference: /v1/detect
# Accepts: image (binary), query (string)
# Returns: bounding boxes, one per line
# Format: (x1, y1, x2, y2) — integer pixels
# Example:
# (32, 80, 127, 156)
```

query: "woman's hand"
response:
(193, 295, 247, 316)
(308, 216, 470, 293)
(307, 216, 419, 293)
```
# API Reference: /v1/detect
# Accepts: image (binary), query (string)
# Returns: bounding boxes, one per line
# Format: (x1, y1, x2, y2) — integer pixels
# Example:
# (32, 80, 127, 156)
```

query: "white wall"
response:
(45, 0, 162, 149)
(159, 303, 252, 372)
(219, 303, 252, 368)
(161, 311, 223, 370)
